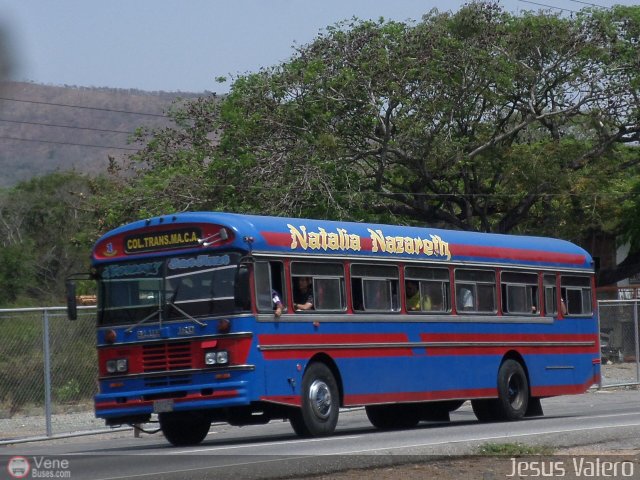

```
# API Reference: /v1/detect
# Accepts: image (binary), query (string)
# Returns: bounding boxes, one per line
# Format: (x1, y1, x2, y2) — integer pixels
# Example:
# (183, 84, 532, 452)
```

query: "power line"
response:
(0, 118, 136, 135)
(567, 0, 606, 8)
(517, 0, 579, 13)
(0, 135, 140, 151)
(0, 97, 168, 118)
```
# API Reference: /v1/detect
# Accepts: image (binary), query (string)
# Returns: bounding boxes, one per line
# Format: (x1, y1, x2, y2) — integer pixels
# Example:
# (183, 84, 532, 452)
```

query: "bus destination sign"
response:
(124, 227, 202, 253)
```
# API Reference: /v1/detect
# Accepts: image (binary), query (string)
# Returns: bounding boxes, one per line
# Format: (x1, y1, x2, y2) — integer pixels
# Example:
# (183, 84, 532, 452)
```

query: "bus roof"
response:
(92, 212, 594, 271)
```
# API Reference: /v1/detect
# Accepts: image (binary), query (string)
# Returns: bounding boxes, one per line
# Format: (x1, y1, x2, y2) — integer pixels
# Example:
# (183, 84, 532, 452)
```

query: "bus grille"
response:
(142, 342, 192, 372)
(144, 375, 191, 389)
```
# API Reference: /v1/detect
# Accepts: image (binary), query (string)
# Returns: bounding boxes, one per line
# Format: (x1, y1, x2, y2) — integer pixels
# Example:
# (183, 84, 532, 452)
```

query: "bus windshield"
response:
(97, 252, 248, 326)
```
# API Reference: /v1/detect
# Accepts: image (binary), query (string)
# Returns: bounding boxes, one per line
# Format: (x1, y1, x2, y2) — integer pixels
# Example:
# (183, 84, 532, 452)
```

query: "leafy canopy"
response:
(98, 2, 640, 285)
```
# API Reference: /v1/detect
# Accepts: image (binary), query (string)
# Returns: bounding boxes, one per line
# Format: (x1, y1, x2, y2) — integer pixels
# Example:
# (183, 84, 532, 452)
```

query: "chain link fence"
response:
(598, 300, 640, 387)
(0, 301, 638, 442)
(0, 307, 106, 442)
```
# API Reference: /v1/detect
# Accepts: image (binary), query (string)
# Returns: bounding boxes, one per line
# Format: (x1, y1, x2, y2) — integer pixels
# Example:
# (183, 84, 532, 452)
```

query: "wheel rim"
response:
(308, 379, 332, 420)
(507, 373, 525, 409)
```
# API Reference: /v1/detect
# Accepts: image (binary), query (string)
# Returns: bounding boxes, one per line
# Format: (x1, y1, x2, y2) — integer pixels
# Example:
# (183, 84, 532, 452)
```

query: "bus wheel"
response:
(159, 411, 211, 446)
(495, 359, 529, 420)
(365, 405, 420, 430)
(289, 363, 339, 437)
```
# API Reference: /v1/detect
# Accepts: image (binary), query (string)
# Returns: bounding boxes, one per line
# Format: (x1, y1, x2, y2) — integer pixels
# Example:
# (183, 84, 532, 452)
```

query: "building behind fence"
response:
(0, 302, 638, 443)
(598, 300, 640, 386)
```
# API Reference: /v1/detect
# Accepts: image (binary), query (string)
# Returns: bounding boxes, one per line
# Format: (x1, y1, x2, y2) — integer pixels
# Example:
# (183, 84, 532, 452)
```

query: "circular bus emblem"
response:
(7, 456, 30, 479)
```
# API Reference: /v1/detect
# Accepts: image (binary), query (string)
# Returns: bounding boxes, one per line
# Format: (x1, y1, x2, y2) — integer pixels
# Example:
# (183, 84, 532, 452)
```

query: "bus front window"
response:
(165, 255, 239, 319)
(97, 253, 250, 326)
(98, 261, 164, 326)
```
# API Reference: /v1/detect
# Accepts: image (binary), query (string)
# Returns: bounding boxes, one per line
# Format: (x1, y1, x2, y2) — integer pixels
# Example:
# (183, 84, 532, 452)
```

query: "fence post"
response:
(635, 300, 640, 385)
(43, 309, 52, 437)
(597, 300, 602, 387)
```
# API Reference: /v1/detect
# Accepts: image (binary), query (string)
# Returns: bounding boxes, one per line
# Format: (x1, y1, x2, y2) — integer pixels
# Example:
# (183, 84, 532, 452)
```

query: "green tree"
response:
(0, 172, 99, 305)
(100, 2, 640, 285)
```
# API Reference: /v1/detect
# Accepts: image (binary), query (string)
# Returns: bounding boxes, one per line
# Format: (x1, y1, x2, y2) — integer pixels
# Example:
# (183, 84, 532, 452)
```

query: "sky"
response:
(1, 0, 638, 94)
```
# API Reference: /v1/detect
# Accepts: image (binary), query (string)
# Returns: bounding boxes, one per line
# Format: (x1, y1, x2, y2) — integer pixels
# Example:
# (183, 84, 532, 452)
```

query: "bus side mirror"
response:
(66, 281, 78, 321)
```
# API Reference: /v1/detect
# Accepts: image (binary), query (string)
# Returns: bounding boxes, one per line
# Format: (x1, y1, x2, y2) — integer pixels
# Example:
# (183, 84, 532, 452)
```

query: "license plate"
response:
(153, 399, 174, 413)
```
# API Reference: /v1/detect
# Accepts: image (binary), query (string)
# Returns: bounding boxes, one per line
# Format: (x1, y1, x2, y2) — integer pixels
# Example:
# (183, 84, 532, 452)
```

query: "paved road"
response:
(1, 389, 639, 480)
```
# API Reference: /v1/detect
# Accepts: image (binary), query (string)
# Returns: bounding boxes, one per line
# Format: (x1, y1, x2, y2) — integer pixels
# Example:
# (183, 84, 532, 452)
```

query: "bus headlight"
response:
(106, 358, 128, 373)
(204, 350, 229, 365)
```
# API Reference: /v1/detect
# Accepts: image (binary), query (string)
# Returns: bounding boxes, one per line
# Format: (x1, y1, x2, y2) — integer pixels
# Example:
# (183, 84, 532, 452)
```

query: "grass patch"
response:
(477, 442, 555, 456)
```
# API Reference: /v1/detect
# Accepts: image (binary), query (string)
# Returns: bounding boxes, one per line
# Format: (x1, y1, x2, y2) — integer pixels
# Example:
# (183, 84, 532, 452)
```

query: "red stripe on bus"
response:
(259, 395, 302, 407)
(258, 333, 413, 359)
(451, 244, 586, 265)
(530, 375, 599, 397)
(261, 232, 293, 247)
(343, 388, 497, 406)
(421, 333, 597, 342)
(419, 333, 599, 356)
(424, 346, 597, 356)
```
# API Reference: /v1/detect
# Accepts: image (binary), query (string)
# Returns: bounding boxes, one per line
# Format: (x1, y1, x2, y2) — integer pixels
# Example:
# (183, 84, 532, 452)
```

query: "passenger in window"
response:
(560, 297, 567, 315)
(424, 283, 441, 311)
(293, 277, 314, 311)
(458, 286, 474, 311)
(272, 290, 284, 317)
(405, 281, 431, 311)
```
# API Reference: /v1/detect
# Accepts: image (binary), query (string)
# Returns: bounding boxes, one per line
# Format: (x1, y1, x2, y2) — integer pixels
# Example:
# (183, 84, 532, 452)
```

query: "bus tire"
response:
(495, 359, 529, 420)
(289, 362, 339, 437)
(471, 399, 497, 422)
(365, 404, 420, 430)
(159, 411, 211, 446)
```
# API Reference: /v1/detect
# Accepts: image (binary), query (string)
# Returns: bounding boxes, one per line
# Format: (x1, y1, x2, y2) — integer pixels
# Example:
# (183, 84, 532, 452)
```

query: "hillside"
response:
(0, 82, 204, 187)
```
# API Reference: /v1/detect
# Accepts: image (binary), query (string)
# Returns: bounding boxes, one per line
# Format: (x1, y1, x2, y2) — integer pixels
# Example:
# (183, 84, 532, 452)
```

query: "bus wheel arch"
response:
(289, 355, 341, 437)
(307, 353, 344, 405)
(502, 350, 530, 384)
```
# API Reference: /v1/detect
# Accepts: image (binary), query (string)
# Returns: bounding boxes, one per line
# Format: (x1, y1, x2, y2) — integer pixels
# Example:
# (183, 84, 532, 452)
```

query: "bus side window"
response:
(561, 275, 592, 315)
(454, 269, 496, 313)
(290, 262, 345, 312)
(254, 261, 286, 313)
(350, 264, 399, 313)
(313, 277, 344, 310)
(501, 271, 538, 314)
(404, 266, 450, 313)
(363, 279, 391, 310)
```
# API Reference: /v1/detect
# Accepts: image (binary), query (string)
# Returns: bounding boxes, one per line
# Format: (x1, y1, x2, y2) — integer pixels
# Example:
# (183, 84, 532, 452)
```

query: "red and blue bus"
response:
(67, 212, 600, 446)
